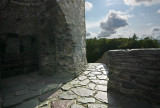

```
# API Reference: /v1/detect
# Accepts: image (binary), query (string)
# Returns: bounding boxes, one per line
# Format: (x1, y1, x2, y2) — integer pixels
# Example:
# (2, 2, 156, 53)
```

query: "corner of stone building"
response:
(55, 0, 87, 78)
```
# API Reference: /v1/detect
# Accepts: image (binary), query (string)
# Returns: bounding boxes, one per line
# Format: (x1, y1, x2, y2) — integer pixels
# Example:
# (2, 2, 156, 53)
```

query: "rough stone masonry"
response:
(0, 0, 87, 78)
(103, 48, 160, 104)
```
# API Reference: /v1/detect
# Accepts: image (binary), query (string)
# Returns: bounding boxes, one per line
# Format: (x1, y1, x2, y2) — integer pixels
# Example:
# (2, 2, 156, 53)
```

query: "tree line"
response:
(86, 34, 160, 63)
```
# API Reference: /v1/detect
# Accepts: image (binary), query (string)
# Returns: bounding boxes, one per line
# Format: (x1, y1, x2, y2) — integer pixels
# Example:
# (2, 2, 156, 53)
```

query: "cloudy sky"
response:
(85, 0, 160, 39)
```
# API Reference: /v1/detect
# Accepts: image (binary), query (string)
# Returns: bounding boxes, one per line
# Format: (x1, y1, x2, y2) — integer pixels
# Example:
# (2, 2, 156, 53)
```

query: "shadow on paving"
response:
(0, 72, 73, 108)
(107, 89, 159, 108)
(0, 63, 159, 108)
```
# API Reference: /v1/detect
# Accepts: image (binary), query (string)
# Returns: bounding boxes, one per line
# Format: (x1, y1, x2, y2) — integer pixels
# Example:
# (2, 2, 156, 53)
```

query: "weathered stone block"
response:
(104, 48, 160, 104)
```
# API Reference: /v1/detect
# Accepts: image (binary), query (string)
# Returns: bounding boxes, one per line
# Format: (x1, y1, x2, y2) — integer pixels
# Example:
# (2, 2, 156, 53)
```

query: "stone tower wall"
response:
(0, 0, 87, 78)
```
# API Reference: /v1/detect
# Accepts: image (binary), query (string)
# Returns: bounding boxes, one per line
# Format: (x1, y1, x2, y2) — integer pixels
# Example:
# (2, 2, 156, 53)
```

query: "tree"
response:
(86, 35, 160, 63)
(132, 33, 138, 40)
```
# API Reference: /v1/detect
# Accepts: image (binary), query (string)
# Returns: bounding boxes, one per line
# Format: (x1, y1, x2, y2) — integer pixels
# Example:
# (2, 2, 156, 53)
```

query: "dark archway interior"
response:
(0, 33, 39, 78)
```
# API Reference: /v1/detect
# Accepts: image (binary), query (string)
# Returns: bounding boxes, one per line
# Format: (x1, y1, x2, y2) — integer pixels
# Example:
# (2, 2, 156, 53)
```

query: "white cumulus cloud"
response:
(141, 26, 160, 40)
(106, 0, 116, 6)
(86, 21, 100, 30)
(86, 31, 98, 38)
(157, 9, 160, 14)
(98, 10, 133, 38)
(152, 27, 160, 32)
(123, 0, 160, 6)
(147, 23, 152, 26)
(86, 32, 91, 37)
(85, 1, 93, 11)
(151, 27, 160, 39)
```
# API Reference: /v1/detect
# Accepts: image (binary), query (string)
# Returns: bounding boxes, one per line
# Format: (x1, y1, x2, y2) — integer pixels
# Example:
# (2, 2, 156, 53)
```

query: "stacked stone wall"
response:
(0, 0, 87, 79)
(105, 49, 160, 104)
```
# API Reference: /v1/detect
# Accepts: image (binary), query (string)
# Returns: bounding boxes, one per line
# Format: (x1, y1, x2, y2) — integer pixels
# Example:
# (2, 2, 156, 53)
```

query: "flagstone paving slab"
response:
(61, 83, 73, 91)
(95, 85, 107, 91)
(88, 83, 96, 90)
(90, 80, 108, 85)
(87, 73, 95, 77)
(88, 104, 108, 108)
(71, 104, 85, 108)
(83, 71, 90, 75)
(90, 72, 102, 75)
(71, 87, 95, 97)
(77, 98, 96, 103)
(97, 75, 108, 80)
(78, 76, 87, 81)
(94, 91, 108, 103)
(70, 79, 80, 85)
(58, 91, 77, 100)
(88, 76, 96, 80)
(79, 79, 90, 86)
(51, 100, 75, 108)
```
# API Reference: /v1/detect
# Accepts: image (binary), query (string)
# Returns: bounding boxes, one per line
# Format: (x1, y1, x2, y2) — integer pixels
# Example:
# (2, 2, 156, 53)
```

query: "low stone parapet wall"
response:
(105, 48, 160, 104)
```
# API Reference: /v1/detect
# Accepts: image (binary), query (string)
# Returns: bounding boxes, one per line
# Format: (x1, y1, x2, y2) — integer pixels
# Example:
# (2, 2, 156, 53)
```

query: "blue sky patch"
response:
(85, 0, 160, 39)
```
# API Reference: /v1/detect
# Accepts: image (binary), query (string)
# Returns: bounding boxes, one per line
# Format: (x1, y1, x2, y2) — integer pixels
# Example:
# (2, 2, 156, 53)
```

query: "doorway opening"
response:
(0, 33, 39, 78)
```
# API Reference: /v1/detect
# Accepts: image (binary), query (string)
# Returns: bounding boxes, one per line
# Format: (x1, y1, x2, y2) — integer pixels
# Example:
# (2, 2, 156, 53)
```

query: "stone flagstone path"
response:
(1, 63, 158, 108)
(37, 63, 158, 108)
(38, 63, 108, 108)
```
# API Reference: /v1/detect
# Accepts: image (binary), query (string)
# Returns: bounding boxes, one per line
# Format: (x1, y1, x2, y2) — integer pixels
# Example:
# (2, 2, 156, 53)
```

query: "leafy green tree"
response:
(86, 34, 160, 63)
(132, 33, 138, 40)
